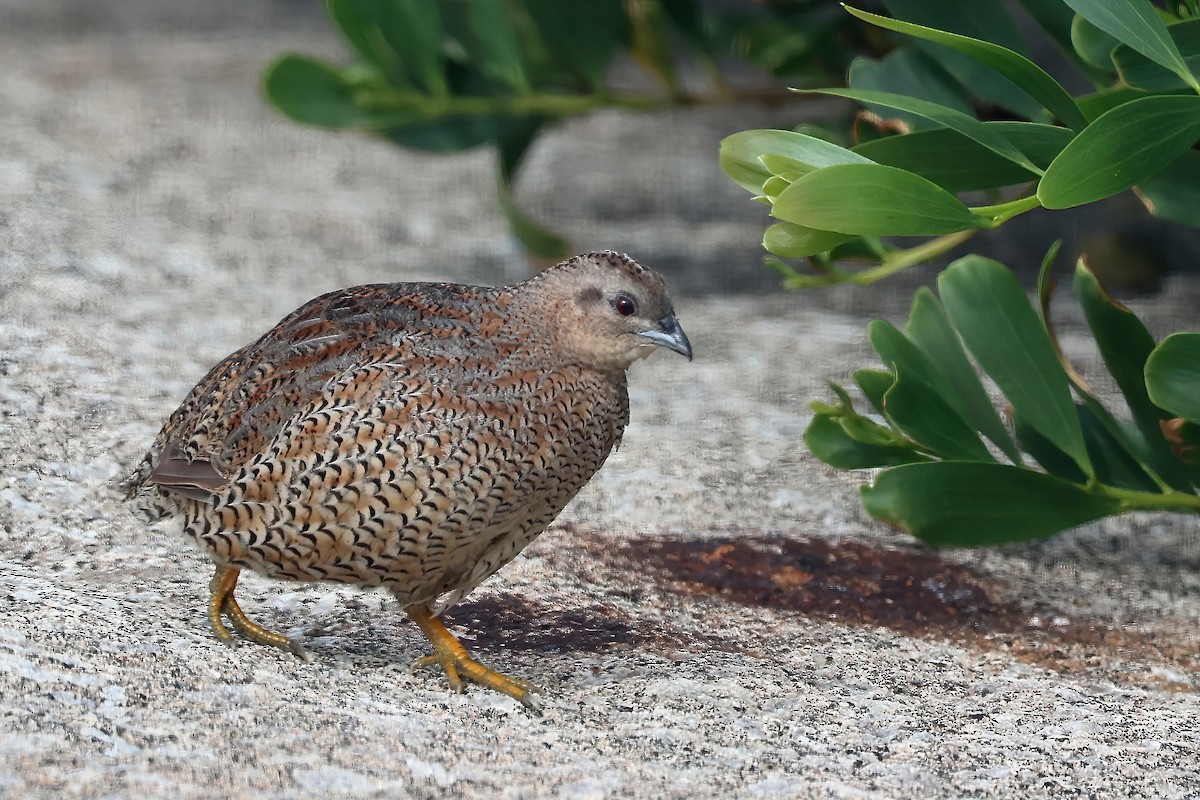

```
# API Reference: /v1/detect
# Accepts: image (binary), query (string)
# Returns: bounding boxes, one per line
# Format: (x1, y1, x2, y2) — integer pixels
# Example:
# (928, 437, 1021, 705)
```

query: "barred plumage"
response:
(123, 251, 691, 707)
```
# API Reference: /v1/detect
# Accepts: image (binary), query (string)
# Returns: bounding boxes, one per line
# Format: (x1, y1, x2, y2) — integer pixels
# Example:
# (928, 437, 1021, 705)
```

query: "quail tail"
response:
(407, 604, 542, 710)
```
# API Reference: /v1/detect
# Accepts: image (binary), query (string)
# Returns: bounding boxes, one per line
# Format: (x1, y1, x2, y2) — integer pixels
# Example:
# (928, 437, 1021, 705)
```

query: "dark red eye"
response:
(612, 294, 637, 317)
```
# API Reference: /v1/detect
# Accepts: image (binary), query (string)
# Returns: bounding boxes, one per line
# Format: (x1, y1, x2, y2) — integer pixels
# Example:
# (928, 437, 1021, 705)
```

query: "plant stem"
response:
(972, 194, 1042, 226)
(1100, 485, 1200, 513)
(860, 230, 978, 283)
(355, 86, 806, 123)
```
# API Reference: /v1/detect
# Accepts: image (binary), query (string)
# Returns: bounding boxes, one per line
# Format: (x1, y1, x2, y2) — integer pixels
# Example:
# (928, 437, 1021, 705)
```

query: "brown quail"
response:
(123, 251, 691, 707)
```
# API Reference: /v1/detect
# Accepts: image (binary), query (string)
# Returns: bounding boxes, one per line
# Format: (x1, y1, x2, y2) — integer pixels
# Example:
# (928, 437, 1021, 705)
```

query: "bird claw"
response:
(407, 606, 543, 710)
(208, 565, 311, 661)
(410, 649, 543, 710)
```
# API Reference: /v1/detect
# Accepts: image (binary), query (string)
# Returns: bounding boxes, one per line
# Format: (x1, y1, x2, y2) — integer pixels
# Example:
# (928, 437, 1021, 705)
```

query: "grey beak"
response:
(639, 314, 693, 361)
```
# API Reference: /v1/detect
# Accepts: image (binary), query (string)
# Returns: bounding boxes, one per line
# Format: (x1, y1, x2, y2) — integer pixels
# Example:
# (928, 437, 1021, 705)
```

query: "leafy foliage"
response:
(721, 0, 1200, 287)
(807, 256, 1200, 546)
(264, 0, 863, 259)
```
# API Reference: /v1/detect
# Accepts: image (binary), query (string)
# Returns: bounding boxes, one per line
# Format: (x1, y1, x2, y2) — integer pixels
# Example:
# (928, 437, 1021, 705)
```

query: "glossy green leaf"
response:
(719, 130, 871, 195)
(1076, 85, 1154, 121)
(1063, 0, 1199, 91)
(1146, 333, 1200, 424)
(905, 289, 1020, 462)
(1114, 18, 1200, 91)
(626, 0, 679, 91)
(371, 0, 447, 95)
(1138, 150, 1200, 227)
(522, 0, 623, 89)
(326, 0, 393, 74)
(1021, 0, 1105, 78)
(762, 176, 791, 203)
(762, 222, 853, 258)
(759, 154, 815, 182)
(847, 49, 974, 131)
(917, 43, 1048, 121)
(1074, 262, 1166, 431)
(852, 123, 1070, 193)
(1039, 95, 1200, 209)
(1071, 14, 1121, 70)
(884, 0, 1027, 51)
(855, 369, 895, 414)
(497, 121, 570, 260)
(870, 319, 986, 445)
(811, 88, 1042, 174)
(844, 6, 1087, 131)
(443, 0, 530, 93)
(879, 1, 1044, 117)
(938, 256, 1092, 476)
(882, 372, 995, 461)
(1078, 404, 1161, 492)
(772, 163, 988, 236)
(264, 55, 378, 128)
(1013, 413, 1088, 482)
(805, 414, 927, 469)
(862, 462, 1122, 545)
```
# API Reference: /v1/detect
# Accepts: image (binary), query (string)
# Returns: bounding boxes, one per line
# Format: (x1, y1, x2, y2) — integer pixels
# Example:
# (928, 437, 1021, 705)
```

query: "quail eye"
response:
(612, 294, 637, 317)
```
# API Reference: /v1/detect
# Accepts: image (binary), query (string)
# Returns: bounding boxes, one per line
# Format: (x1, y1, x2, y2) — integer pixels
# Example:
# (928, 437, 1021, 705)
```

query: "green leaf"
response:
(1013, 413, 1088, 482)
(759, 154, 816, 182)
(719, 130, 871, 195)
(1078, 404, 1162, 492)
(1063, 0, 1199, 91)
(1076, 85, 1154, 121)
(1073, 261, 1172, 436)
(854, 368, 895, 414)
(1038, 95, 1200, 209)
(852, 123, 1070, 193)
(371, 0, 447, 95)
(1020, 0, 1093, 69)
(772, 163, 988, 236)
(626, 0, 680, 92)
(870, 319, 987, 444)
(762, 222, 853, 258)
(882, 371, 995, 461)
(905, 288, 1021, 462)
(861, 462, 1122, 546)
(805, 414, 927, 469)
(264, 54, 378, 128)
(915, 43, 1049, 122)
(1114, 18, 1200, 91)
(1071, 13, 1122, 70)
(1137, 149, 1200, 227)
(843, 6, 1088, 131)
(884, 0, 1028, 52)
(847, 49, 975, 131)
(326, 0, 394, 75)
(496, 120, 571, 260)
(522, 0, 623, 89)
(938, 256, 1092, 476)
(443, 0, 530, 93)
(880, 1, 1046, 118)
(762, 176, 791, 203)
(811, 87, 1044, 174)
(1146, 333, 1200, 424)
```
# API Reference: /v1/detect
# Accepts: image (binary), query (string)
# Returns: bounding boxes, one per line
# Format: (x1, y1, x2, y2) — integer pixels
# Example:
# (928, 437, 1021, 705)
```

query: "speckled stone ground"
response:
(2, 2, 1199, 798)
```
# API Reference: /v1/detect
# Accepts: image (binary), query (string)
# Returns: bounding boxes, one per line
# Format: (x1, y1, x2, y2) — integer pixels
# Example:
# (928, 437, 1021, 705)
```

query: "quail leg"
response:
(407, 604, 541, 710)
(207, 565, 308, 658)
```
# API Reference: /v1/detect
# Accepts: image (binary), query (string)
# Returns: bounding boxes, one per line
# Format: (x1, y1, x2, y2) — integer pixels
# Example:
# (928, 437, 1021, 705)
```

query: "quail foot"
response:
(123, 251, 692, 708)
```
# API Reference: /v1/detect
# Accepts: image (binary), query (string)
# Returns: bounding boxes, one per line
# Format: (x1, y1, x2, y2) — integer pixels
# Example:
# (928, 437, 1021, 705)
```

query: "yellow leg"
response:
(207, 565, 308, 658)
(407, 604, 541, 710)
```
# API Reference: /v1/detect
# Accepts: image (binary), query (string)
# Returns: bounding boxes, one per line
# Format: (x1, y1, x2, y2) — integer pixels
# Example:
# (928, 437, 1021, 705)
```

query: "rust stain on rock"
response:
(603, 534, 1199, 692)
